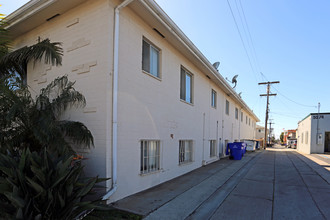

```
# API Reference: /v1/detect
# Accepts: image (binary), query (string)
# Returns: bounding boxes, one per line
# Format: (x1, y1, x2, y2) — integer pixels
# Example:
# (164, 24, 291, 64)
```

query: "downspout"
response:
(239, 108, 242, 141)
(216, 121, 219, 158)
(103, 0, 135, 201)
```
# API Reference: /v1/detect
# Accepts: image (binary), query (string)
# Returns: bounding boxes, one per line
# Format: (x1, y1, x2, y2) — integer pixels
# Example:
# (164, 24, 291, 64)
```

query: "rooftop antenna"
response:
(232, 75, 238, 88)
(212, 62, 220, 71)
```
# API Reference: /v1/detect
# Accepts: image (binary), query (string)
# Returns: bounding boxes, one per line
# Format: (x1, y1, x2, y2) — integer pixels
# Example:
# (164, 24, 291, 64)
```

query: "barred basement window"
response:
(140, 140, 160, 174)
(210, 140, 216, 157)
(179, 140, 193, 164)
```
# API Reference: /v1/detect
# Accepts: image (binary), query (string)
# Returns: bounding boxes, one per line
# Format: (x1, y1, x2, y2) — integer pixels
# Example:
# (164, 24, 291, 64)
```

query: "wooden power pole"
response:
(268, 120, 274, 145)
(259, 81, 279, 149)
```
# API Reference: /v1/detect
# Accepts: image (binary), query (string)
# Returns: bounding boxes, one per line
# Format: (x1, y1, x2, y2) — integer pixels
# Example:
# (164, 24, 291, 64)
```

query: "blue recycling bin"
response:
(226, 143, 243, 160)
(234, 142, 247, 156)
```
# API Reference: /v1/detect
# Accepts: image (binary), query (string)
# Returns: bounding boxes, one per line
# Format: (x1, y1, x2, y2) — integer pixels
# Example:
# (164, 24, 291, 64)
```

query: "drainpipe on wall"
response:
(239, 108, 241, 141)
(103, 0, 135, 201)
(202, 113, 206, 166)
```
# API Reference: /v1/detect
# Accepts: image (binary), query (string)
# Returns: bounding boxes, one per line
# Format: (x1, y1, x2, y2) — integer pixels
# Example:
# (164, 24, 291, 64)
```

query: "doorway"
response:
(325, 132, 330, 153)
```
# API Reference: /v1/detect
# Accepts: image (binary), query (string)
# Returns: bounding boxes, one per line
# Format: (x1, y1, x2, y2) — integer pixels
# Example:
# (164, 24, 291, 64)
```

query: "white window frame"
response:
(241, 112, 243, 122)
(210, 140, 217, 157)
(180, 67, 193, 104)
(179, 140, 193, 164)
(140, 140, 160, 174)
(211, 89, 217, 108)
(142, 38, 160, 78)
(225, 100, 230, 115)
(235, 108, 238, 120)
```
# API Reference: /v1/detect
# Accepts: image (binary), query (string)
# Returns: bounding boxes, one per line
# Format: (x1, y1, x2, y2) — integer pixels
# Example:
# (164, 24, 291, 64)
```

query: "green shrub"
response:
(0, 148, 108, 220)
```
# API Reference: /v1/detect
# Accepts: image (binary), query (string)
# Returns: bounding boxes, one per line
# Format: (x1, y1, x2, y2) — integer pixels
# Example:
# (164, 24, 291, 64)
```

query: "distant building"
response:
(283, 129, 297, 144)
(256, 125, 266, 140)
(255, 125, 270, 147)
(297, 113, 330, 154)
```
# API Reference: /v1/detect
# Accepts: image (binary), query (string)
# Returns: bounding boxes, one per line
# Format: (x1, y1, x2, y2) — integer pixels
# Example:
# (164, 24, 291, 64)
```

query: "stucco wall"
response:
(11, 0, 114, 185)
(310, 114, 330, 153)
(297, 116, 312, 154)
(11, 0, 258, 202)
(297, 114, 330, 154)
(112, 5, 257, 201)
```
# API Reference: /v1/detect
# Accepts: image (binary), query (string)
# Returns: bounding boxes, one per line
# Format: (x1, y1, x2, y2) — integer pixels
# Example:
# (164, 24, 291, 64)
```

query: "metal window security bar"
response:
(140, 140, 160, 174)
(179, 140, 193, 164)
(210, 140, 216, 157)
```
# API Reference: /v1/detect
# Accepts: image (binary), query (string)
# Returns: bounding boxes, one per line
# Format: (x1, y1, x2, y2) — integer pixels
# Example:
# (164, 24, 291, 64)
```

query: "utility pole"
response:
(316, 102, 320, 144)
(268, 120, 274, 146)
(259, 81, 280, 149)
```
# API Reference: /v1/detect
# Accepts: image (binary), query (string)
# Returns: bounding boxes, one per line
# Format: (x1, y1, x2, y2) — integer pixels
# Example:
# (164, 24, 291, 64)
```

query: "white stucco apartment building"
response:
(6, 0, 259, 202)
(297, 113, 330, 154)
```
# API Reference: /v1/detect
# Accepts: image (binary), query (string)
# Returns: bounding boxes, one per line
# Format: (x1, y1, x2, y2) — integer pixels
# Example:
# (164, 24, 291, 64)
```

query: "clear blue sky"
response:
(2, 0, 330, 138)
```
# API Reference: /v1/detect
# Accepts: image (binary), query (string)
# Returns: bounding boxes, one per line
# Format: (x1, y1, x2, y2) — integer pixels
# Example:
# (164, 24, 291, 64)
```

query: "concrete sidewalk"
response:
(112, 148, 330, 220)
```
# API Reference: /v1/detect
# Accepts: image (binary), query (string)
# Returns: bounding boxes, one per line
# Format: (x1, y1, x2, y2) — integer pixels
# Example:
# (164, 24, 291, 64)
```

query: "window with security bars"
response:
(140, 140, 160, 174)
(210, 140, 216, 157)
(179, 140, 193, 164)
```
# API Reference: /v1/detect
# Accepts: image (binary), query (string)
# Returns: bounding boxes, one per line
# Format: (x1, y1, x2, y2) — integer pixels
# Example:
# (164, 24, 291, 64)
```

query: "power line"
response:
(238, 0, 262, 75)
(226, 0, 257, 82)
(269, 111, 302, 119)
(234, 0, 254, 68)
(271, 85, 317, 108)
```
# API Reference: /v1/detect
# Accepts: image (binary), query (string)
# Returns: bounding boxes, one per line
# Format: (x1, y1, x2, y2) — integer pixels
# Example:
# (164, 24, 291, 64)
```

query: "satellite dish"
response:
(232, 75, 238, 88)
(212, 62, 220, 70)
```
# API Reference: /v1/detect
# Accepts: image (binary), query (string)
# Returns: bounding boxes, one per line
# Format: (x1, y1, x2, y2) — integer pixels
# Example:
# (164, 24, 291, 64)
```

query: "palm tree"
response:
(0, 38, 63, 84)
(0, 21, 92, 155)
(0, 15, 62, 83)
(0, 74, 94, 155)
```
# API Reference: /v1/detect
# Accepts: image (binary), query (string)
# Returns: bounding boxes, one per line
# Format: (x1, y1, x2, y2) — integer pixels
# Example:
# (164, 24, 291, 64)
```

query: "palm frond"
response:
(0, 19, 10, 58)
(37, 75, 86, 118)
(0, 38, 63, 78)
(1, 74, 93, 155)
(58, 120, 94, 148)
